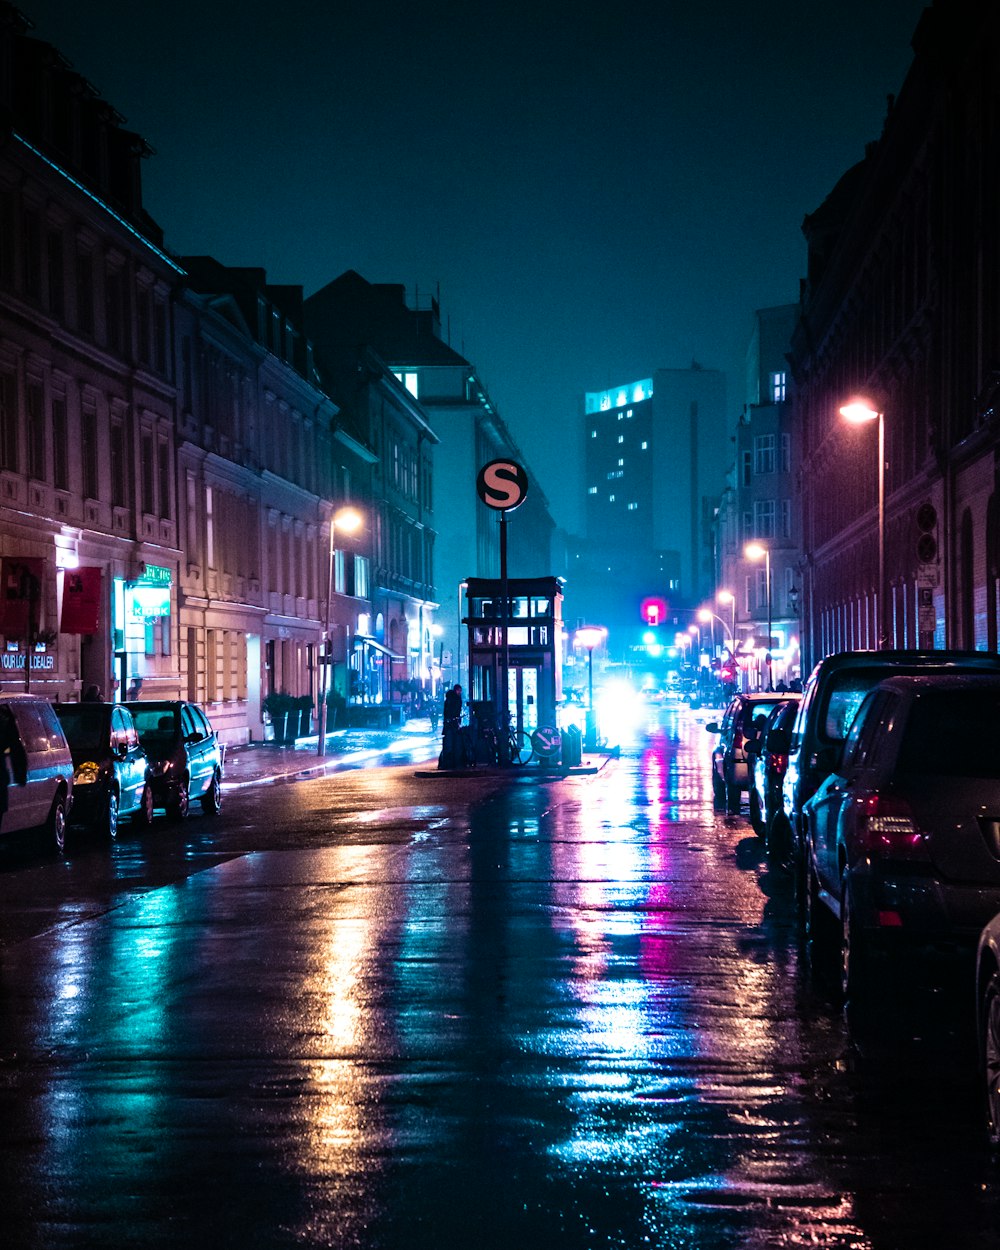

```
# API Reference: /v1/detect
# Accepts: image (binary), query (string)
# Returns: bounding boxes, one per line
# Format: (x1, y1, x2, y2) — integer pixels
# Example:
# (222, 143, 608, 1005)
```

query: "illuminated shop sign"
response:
(130, 585, 171, 618)
(584, 378, 653, 415)
(1, 651, 55, 670)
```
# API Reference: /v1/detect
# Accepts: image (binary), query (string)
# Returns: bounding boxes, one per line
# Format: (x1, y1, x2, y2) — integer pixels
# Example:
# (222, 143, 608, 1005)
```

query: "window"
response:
(771, 372, 787, 403)
(617, 458, 624, 467)
(781, 433, 791, 473)
(753, 499, 776, 537)
(26, 379, 45, 481)
(393, 371, 418, 398)
(22, 208, 41, 300)
(82, 398, 98, 498)
(47, 231, 65, 319)
(753, 434, 775, 475)
(641, 441, 648, 450)
(206, 486, 215, 568)
(354, 555, 369, 599)
(110, 420, 127, 507)
(0, 370, 18, 471)
(627, 502, 638, 511)
(742, 511, 753, 540)
(618, 434, 624, 444)
(591, 429, 597, 438)
(741, 450, 752, 486)
(142, 432, 155, 512)
(780, 499, 792, 538)
(52, 393, 68, 489)
(588, 486, 597, 495)
(76, 250, 94, 336)
(158, 438, 171, 519)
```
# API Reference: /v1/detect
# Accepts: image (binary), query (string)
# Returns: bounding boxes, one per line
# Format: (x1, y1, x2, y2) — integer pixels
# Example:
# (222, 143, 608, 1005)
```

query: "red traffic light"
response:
(640, 596, 668, 626)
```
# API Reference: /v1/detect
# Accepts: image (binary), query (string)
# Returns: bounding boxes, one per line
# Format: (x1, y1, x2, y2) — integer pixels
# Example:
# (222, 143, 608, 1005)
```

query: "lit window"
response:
(588, 486, 597, 494)
(617, 413, 624, 421)
(618, 434, 624, 444)
(591, 429, 597, 438)
(393, 371, 419, 398)
(627, 502, 638, 511)
(609, 493, 616, 502)
(626, 408, 633, 417)
(771, 372, 786, 403)
(618, 458, 624, 467)
(641, 441, 648, 450)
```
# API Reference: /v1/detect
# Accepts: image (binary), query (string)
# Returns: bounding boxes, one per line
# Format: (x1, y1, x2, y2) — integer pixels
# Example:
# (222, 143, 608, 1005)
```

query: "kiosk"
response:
(463, 576, 564, 736)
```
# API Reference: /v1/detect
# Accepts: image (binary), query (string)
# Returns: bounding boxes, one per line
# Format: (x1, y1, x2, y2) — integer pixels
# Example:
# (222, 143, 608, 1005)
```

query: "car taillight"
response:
(857, 792, 928, 859)
(768, 752, 788, 776)
(734, 729, 744, 750)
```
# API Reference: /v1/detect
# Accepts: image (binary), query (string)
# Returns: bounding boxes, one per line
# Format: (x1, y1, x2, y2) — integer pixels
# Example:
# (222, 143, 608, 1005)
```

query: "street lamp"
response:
(717, 589, 736, 648)
(317, 506, 362, 756)
(575, 624, 606, 750)
(840, 399, 886, 649)
(745, 542, 772, 690)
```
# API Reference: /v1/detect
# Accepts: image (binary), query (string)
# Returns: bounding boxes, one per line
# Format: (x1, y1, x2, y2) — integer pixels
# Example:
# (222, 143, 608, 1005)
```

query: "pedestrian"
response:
(126, 676, 142, 700)
(440, 683, 463, 769)
(0, 704, 27, 833)
(82, 683, 103, 702)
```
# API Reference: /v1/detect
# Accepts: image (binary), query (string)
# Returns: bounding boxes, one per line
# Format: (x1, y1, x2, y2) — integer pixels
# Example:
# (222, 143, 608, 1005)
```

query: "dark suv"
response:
(126, 700, 224, 819)
(706, 692, 791, 813)
(54, 702, 153, 839)
(773, 649, 1000, 870)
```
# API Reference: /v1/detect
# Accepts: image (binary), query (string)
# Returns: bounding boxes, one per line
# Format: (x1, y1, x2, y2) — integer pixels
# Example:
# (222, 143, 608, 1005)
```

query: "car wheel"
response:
(725, 781, 741, 813)
(102, 789, 120, 840)
(201, 770, 223, 816)
(168, 779, 190, 821)
(46, 792, 67, 855)
(765, 812, 790, 866)
(981, 969, 1000, 1149)
(841, 874, 874, 1004)
(135, 783, 154, 828)
(748, 787, 764, 835)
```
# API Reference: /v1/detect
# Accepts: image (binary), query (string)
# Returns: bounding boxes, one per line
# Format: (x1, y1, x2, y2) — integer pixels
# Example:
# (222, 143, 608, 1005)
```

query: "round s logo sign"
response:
(476, 460, 529, 512)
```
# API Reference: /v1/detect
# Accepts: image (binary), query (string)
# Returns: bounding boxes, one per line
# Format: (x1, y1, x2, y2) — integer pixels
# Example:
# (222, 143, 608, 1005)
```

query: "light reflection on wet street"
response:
(2, 704, 1000, 1248)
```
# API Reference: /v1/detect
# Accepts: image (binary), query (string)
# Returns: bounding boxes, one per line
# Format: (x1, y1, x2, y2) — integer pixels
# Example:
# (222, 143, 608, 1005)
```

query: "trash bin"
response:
(561, 725, 582, 767)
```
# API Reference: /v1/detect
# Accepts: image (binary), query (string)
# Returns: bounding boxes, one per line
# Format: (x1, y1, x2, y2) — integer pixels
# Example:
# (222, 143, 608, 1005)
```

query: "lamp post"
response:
(717, 589, 736, 649)
(317, 506, 362, 756)
(575, 624, 606, 750)
(840, 399, 886, 648)
(745, 542, 772, 690)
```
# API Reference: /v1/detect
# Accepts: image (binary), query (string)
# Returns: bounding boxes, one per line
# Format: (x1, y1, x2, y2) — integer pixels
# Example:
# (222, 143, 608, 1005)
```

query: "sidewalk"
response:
(223, 717, 614, 789)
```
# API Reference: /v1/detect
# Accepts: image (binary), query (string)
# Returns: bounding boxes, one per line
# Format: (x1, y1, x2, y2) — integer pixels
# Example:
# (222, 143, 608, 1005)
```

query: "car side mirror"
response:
(705, 722, 720, 734)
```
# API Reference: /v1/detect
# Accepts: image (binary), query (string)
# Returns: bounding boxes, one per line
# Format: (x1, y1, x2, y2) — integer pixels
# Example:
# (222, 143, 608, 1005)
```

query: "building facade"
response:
(304, 272, 554, 694)
(580, 365, 727, 657)
(0, 3, 183, 704)
(789, 0, 1000, 672)
(716, 305, 801, 689)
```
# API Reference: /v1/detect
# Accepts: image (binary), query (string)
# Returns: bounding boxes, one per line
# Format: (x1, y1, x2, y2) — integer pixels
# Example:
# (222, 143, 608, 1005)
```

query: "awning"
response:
(354, 636, 405, 661)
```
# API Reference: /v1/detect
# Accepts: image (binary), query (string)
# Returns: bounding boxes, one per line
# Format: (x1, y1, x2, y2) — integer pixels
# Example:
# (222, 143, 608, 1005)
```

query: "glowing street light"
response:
(717, 589, 736, 647)
(317, 506, 362, 756)
(745, 542, 772, 690)
(575, 624, 606, 749)
(840, 398, 886, 648)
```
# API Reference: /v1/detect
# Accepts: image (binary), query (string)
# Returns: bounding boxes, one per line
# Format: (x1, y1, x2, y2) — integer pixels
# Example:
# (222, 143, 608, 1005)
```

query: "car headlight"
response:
(74, 761, 101, 785)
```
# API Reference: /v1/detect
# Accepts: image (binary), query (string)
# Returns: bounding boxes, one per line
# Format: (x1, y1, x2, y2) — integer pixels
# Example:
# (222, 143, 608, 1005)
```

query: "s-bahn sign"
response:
(476, 460, 529, 512)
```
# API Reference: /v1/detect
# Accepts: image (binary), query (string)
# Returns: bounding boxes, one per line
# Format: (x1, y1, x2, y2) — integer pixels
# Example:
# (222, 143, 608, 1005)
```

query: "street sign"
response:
(476, 460, 528, 512)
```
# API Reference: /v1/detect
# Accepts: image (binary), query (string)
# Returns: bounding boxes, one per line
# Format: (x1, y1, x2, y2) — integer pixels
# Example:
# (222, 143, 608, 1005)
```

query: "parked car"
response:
(803, 675, 1000, 1002)
(53, 701, 153, 838)
(125, 700, 224, 819)
(0, 694, 74, 853)
(772, 649, 1000, 871)
(747, 694, 801, 837)
(976, 912, 1000, 1147)
(706, 692, 790, 812)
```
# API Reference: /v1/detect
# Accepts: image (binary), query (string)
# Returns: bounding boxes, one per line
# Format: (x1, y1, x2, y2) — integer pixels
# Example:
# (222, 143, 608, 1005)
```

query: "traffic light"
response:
(916, 502, 938, 564)
(640, 596, 668, 627)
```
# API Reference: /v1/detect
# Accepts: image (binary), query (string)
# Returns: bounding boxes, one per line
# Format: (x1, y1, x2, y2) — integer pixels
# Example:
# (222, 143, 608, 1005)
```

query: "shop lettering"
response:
(1, 653, 55, 670)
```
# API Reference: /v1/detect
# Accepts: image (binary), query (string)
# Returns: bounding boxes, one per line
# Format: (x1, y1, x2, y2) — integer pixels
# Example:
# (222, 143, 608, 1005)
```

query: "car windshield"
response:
(55, 706, 108, 754)
(130, 706, 178, 749)
(896, 688, 1000, 778)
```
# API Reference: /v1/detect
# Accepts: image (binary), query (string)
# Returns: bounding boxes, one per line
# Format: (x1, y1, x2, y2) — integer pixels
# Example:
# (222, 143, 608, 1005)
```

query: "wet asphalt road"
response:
(1, 705, 999, 1249)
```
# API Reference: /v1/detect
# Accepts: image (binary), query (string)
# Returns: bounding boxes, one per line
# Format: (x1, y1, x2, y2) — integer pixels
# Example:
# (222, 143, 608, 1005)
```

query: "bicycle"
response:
(478, 711, 530, 766)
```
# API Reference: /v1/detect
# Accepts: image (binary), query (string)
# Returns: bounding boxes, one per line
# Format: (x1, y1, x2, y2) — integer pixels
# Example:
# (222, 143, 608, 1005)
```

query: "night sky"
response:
(21, 0, 927, 532)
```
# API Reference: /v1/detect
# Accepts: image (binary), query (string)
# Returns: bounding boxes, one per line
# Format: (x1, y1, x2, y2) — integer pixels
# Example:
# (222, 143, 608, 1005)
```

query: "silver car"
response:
(0, 694, 74, 853)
